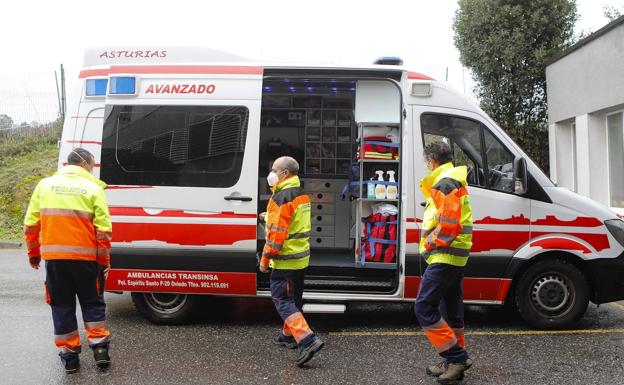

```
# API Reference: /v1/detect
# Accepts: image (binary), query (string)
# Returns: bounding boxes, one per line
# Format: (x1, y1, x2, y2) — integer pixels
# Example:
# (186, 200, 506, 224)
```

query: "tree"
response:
(453, 0, 577, 173)
(0, 114, 13, 129)
(603, 4, 623, 21)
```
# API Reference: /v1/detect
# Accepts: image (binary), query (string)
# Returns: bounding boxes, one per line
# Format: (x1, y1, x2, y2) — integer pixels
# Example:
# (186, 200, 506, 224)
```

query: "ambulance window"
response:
(101, 105, 249, 187)
(483, 128, 515, 192)
(421, 113, 486, 187)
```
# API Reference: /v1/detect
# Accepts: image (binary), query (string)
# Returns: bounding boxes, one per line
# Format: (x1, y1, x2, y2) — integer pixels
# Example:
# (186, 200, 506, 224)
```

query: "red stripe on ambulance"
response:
(79, 65, 264, 78)
(405, 276, 512, 302)
(111, 222, 256, 246)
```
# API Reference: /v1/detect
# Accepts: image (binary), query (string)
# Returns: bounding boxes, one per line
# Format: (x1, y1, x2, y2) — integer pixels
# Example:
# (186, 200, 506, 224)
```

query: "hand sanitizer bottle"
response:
(367, 178, 376, 199)
(386, 170, 397, 199)
(375, 170, 386, 199)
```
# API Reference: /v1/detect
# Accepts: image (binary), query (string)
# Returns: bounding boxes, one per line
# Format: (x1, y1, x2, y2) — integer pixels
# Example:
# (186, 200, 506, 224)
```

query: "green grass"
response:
(0, 121, 62, 241)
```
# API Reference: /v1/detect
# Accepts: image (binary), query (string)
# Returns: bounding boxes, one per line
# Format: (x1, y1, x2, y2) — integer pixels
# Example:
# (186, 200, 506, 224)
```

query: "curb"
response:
(0, 241, 23, 249)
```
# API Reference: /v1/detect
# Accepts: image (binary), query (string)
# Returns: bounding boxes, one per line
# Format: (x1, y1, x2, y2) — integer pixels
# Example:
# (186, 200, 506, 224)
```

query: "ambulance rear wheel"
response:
(131, 292, 199, 324)
(515, 259, 589, 329)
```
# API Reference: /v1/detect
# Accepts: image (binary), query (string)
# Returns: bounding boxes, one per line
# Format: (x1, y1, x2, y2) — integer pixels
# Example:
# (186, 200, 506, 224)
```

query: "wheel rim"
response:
(143, 293, 188, 314)
(530, 273, 574, 316)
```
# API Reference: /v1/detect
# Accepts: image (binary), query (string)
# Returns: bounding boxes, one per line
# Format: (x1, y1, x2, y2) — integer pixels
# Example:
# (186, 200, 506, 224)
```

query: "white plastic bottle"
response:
(367, 178, 376, 199)
(374, 170, 386, 199)
(386, 170, 397, 199)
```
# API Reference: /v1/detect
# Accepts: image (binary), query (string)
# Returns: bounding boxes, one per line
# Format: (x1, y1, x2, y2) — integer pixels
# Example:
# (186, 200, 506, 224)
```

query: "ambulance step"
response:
(303, 303, 346, 314)
(305, 279, 393, 288)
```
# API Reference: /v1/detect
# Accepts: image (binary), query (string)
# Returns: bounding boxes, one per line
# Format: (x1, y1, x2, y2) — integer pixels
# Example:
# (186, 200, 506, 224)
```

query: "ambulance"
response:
(60, 47, 624, 329)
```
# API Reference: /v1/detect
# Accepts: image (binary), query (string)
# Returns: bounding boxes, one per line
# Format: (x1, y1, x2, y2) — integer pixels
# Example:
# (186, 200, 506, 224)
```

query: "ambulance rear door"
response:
(100, 66, 263, 296)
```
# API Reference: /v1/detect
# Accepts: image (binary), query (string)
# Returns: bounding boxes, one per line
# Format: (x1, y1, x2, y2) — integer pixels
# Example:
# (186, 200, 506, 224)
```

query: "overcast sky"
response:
(1, 0, 622, 123)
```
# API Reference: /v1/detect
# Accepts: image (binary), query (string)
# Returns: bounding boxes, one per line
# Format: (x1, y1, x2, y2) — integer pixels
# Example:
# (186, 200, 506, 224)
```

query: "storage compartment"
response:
(257, 73, 402, 293)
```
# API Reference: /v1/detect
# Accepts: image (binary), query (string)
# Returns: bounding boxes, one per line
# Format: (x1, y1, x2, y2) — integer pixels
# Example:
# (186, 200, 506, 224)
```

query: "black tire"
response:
(131, 292, 200, 325)
(515, 259, 589, 329)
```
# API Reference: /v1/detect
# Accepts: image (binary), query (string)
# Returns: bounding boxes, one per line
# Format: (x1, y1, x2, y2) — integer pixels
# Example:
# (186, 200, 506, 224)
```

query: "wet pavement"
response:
(2, 248, 624, 385)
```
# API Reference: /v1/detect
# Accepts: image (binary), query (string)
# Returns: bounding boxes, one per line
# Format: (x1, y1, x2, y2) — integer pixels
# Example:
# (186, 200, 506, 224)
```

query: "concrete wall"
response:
(546, 23, 624, 124)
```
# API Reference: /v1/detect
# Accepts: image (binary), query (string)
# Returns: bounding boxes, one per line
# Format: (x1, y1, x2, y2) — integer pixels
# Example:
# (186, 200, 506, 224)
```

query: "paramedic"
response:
(24, 148, 113, 373)
(259, 156, 324, 367)
(414, 141, 473, 385)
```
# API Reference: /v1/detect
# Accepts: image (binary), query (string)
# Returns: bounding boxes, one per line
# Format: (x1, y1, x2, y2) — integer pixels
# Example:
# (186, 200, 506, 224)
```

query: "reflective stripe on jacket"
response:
(261, 176, 311, 270)
(419, 162, 473, 267)
(23, 165, 112, 265)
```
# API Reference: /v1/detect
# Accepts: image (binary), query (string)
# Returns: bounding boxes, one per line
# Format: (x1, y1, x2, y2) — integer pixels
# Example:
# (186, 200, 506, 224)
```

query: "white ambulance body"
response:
(60, 47, 624, 328)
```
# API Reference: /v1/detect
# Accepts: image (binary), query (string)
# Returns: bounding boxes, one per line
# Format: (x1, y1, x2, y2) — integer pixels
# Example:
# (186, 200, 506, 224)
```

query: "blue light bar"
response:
(109, 77, 136, 94)
(85, 79, 108, 96)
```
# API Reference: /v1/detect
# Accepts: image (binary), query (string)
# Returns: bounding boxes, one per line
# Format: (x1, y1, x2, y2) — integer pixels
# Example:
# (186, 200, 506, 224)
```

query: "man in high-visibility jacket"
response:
(414, 141, 473, 385)
(259, 156, 324, 367)
(24, 148, 112, 373)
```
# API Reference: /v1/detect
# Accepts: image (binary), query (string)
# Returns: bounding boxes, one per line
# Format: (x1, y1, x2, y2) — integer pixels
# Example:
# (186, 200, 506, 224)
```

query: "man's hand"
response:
(259, 212, 267, 223)
(259, 264, 269, 273)
(29, 256, 41, 269)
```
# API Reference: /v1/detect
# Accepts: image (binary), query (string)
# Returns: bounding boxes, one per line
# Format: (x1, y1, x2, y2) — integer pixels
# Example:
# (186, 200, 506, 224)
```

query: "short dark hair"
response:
(423, 141, 453, 165)
(67, 148, 94, 166)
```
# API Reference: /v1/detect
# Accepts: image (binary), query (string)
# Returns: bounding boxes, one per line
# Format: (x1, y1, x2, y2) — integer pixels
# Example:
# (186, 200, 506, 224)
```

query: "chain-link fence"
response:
(0, 71, 60, 133)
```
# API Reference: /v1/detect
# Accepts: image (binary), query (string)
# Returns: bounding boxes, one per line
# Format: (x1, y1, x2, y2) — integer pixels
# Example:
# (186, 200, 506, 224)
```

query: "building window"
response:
(101, 105, 249, 187)
(607, 112, 624, 208)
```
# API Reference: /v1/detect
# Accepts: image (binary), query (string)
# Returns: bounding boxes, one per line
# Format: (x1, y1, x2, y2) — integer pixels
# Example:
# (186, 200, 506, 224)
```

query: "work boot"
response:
(60, 353, 80, 374)
(93, 346, 111, 368)
(295, 336, 324, 367)
(437, 358, 473, 385)
(273, 334, 297, 349)
(426, 360, 448, 377)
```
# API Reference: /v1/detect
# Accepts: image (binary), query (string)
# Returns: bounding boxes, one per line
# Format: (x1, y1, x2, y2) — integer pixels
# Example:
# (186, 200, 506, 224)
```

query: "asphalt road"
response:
(2, 248, 624, 385)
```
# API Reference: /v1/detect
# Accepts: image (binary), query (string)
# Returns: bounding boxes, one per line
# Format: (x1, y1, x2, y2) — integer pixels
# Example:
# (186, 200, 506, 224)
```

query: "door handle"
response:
(420, 201, 426, 207)
(224, 195, 253, 202)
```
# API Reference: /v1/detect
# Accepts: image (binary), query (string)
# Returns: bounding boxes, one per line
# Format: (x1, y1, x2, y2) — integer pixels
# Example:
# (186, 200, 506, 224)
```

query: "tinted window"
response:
(421, 113, 486, 187)
(483, 128, 515, 192)
(101, 105, 249, 187)
(421, 113, 517, 193)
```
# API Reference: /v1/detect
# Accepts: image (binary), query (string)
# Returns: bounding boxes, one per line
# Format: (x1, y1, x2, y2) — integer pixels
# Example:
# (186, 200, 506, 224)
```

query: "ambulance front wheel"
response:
(514, 258, 589, 329)
(131, 292, 199, 324)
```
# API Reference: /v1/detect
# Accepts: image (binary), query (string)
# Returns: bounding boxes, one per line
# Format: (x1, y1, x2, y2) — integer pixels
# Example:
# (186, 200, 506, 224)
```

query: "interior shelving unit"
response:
(354, 121, 401, 267)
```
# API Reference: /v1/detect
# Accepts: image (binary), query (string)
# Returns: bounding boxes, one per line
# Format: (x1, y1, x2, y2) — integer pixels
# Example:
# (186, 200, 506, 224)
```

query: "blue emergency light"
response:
(109, 77, 136, 95)
(85, 79, 108, 96)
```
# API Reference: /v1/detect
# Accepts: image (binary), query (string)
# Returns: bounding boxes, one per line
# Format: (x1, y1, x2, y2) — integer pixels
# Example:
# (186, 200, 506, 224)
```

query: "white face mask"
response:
(267, 171, 280, 187)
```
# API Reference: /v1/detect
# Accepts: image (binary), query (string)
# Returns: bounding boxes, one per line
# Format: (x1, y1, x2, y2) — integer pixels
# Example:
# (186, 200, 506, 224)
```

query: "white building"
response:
(546, 15, 624, 215)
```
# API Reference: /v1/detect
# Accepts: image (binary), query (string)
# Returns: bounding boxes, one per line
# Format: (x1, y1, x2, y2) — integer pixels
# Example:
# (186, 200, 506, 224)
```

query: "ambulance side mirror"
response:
(513, 157, 528, 195)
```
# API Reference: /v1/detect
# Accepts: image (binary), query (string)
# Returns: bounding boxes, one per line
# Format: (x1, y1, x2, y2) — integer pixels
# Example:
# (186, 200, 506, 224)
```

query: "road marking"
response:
(609, 302, 624, 311)
(329, 328, 624, 337)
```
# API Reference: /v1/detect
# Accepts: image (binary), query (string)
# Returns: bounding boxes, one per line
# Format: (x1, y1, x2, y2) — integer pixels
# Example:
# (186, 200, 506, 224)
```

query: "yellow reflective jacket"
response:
(419, 162, 473, 267)
(260, 176, 311, 270)
(24, 165, 113, 265)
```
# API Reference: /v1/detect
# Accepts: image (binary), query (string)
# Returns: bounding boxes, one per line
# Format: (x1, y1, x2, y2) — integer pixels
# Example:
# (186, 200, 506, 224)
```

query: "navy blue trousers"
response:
(45, 260, 110, 358)
(414, 262, 468, 363)
(270, 268, 315, 347)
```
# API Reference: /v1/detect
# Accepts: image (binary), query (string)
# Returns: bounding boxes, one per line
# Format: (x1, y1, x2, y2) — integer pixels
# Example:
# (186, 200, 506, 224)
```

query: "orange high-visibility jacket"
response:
(23, 165, 112, 266)
(260, 176, 311, 270)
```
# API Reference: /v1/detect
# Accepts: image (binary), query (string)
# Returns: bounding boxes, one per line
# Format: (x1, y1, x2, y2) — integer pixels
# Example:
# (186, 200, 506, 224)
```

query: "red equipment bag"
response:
(357, 136, 399, 160)
(359, 213, 398, 264)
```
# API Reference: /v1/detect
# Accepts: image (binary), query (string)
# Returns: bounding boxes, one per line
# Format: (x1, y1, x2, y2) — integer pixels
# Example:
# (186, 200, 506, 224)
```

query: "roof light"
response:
(85, 79, 108, 96)
(109, 76, 136, 95)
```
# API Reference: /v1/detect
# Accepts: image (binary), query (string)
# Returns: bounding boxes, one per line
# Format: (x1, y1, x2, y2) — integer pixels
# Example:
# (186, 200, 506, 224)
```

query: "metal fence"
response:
(0, 71, 61, 132)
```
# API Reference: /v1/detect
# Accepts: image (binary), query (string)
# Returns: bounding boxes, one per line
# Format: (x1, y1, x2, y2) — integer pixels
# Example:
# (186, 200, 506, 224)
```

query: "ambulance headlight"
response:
(109, 77, 136, 95)
(605, 219, 624, 248)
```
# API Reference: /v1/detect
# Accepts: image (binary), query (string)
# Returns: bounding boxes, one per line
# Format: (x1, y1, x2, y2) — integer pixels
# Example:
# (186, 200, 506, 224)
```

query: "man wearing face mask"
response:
(415, 141, 473, 385)
(259, 156, 324, 367)
(24, 148, 113, 373)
